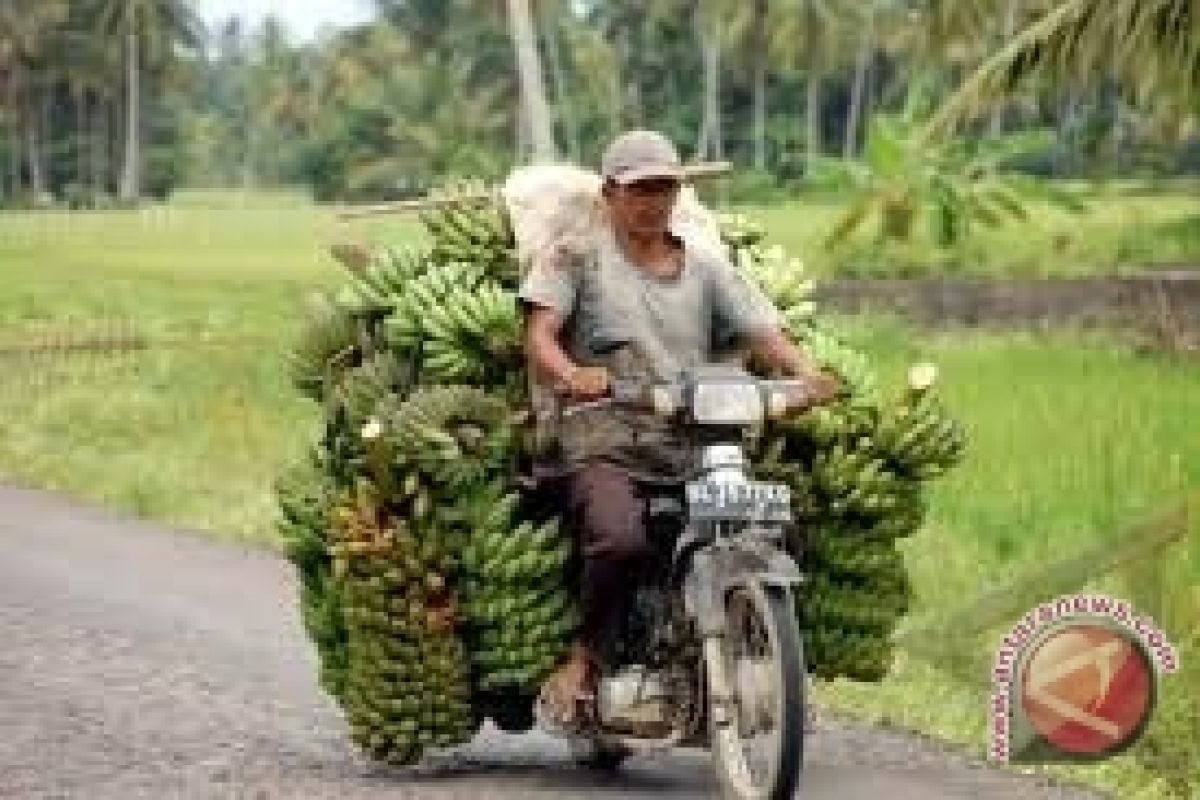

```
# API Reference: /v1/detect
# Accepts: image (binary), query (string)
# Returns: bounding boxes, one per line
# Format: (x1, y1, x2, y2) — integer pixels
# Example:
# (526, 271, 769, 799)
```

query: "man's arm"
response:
(518, 245, 609, 400)
(747, 326, 821, 378)
(747, 327, 842, 404)
(525, 305, 609, 400)
(702, 249, 841, 404)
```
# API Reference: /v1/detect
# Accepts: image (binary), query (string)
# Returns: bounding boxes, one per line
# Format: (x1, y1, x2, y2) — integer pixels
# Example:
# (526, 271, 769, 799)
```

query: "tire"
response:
(709, 583, 805, 800)
(570, 738, 631, 771)
(483, 695, 536, 733)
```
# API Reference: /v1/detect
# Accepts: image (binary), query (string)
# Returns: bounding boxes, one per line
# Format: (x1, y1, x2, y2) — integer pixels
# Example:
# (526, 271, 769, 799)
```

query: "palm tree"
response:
(693, 0, 724, 161)
(506, 0, 558, 162)
(98, 0, 202, 202)
(774, 0, 852, 175)
(537, 0, 581, 159)
(54, 0, 114, 203)
(749, 0, 770, 169)
(928, 0, 1200, 138)
(842, 0, 877, 158)
(0, 0, 68, 199)
(800, 0, 826, 175)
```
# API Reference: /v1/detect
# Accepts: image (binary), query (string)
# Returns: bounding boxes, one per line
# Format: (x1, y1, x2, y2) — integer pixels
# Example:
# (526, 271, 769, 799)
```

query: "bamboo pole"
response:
(334, 161, 734, 221)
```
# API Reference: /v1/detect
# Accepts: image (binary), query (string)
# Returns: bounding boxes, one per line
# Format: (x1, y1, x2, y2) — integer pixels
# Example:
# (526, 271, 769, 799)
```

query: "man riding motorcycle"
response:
(517, 129, 841, 727)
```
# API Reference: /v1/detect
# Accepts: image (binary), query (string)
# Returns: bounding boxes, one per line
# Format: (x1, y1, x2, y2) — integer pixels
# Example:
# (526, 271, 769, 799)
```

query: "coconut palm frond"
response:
(926, 0, 1200, 140)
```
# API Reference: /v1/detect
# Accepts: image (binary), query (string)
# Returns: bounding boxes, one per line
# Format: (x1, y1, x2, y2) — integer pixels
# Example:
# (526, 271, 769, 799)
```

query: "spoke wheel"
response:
(711, 584, 805, 800)
(570, 737, 631, 771)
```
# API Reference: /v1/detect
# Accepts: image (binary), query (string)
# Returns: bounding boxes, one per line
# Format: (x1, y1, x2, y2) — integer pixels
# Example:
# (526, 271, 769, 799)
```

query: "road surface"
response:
(0, 483, 1104, 799)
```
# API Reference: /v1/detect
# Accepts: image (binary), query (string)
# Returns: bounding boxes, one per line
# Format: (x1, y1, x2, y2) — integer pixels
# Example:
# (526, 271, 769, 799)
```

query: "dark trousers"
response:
(566, 461, 653, 655)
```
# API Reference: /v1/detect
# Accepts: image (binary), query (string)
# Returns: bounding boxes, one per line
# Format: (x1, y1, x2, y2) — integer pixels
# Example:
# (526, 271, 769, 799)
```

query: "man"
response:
(518, 130, 840, 724)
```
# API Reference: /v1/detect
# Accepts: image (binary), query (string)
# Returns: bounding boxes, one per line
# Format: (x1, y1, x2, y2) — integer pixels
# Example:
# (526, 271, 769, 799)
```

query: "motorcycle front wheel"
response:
(709, 583, 805, 800)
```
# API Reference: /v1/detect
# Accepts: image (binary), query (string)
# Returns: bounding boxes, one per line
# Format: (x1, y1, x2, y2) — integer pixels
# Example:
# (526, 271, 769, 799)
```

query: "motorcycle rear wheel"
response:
(710, 583, 805, 800)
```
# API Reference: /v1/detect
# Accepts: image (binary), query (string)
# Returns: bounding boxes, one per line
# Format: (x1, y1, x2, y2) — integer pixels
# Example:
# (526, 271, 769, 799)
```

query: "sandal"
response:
(537, 666, 598, 734)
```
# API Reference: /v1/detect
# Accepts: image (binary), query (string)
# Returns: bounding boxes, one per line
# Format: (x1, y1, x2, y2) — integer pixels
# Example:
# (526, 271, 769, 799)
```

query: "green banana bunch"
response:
(378, 386, 513, 492)
(382, 261, 485, 353)
(336, 245, 431, 312)
(415, 281, 521, 384)
(804, 627, 895, 682)
(286, 291, 364, 402)
(734, 241, 816, 331)
(275, 450, 335, 578)
(457, 480, 577, 695)
(279, 187, 972, 764)
(717, 211, 767, 255)
(804, 588, 909, 633)
(806, 535, 909, 583)
(298, 580, 349, 698)
(422, 198, 519, 286)
(329, 478, 476, 766)
(798, 327, 881, 406)
(873, 392, 966, 476)
(809, 442, 909, 518)
(334, 350, 412, 434)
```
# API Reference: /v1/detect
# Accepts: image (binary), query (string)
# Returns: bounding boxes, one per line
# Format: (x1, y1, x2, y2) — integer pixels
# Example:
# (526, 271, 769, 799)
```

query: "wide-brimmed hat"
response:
(600, 130, 686, 184)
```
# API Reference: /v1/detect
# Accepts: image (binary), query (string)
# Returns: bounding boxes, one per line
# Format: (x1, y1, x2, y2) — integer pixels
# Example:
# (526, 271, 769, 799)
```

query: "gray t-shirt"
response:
(518, 226, 782, 476)
(519, 228, 781, 380)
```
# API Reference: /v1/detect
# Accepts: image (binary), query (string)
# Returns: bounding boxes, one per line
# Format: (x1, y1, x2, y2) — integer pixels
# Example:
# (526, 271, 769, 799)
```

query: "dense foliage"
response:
(3, 0, 1198, 207)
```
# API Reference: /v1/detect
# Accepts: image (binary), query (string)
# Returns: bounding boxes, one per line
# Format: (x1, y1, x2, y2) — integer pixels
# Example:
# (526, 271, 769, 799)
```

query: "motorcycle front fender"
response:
(682, 538, 803, 636)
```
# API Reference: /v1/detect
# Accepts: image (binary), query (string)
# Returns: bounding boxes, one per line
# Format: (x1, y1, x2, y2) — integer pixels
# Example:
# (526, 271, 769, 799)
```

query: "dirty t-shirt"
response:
(518, 226, 783, 477)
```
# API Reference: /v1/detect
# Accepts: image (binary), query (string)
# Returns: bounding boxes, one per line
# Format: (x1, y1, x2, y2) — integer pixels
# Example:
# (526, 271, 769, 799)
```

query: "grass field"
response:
(0, 193, 1197, 797)
(732, 184, 1200, 277)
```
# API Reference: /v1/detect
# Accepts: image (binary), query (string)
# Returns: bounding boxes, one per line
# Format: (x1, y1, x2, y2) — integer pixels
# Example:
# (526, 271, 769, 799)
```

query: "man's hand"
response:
(748, 328, 844, 407)
(777, 370, 841, 415)
(558, 365, 611, 401)
(802, 370, 842, 406)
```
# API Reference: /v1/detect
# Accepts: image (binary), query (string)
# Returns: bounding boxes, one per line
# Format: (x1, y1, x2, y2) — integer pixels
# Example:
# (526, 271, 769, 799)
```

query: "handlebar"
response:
(560, 375, 832, 421)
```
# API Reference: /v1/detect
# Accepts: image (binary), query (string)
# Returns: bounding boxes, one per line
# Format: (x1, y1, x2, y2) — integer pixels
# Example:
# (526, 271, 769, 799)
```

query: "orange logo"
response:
(1019, 622, 1155, 757)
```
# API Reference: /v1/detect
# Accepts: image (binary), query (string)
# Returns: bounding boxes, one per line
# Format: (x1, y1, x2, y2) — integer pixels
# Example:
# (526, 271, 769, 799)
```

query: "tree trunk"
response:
(1055, 88, 1082, 176)
(24, 92, 47, 199)
(118, 10, 141, 202)
(805, 69, 822, 175)
(89, 92, 106, 198)
(751, 0, 769, 170)
(803, 0, 822, 176)
(612, 25, 641, 128)
(74, 85, 88, 199)
(4, 72, 21, 198)
(515, 97, 529, 162)
(5, 121, 18, 199)
(539, 0, 579, 160)
(844, 10, 874, 158)
(694, 11, 722, 161)
(506, 0, 557, 162)
(607, 51, 623, 137)
(242, 104, 258, 191)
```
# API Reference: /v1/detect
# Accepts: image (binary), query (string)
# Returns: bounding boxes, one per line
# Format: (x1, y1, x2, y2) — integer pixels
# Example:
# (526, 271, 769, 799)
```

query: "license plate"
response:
(686, 481, 792, 522)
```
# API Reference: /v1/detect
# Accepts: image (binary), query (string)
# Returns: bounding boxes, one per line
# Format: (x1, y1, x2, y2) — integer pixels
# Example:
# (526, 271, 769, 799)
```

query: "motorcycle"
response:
(525, 368, 820, 800)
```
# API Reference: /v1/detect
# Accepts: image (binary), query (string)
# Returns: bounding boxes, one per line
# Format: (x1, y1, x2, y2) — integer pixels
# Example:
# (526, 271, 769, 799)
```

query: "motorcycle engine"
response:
(597, 665, 684, 739)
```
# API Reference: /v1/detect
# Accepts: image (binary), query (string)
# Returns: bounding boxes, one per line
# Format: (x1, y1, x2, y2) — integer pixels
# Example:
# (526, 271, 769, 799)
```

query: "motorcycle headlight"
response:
(691, 380, 763, 425)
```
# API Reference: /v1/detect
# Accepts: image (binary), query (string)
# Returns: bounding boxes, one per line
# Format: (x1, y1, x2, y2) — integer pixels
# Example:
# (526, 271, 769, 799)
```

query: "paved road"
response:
(0, 483, 1104, 799)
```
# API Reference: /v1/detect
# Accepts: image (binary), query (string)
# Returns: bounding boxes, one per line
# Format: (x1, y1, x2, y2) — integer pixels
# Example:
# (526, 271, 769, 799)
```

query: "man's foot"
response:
(538, 644, 597, 732)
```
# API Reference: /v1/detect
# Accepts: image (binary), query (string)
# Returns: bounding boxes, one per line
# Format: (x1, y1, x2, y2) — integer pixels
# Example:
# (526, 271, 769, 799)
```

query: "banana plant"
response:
(817, 88, 1084, 249)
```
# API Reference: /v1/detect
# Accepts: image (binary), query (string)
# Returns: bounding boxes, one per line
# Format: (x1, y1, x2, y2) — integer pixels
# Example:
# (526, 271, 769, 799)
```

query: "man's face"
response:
(605, 178, 681, 237)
